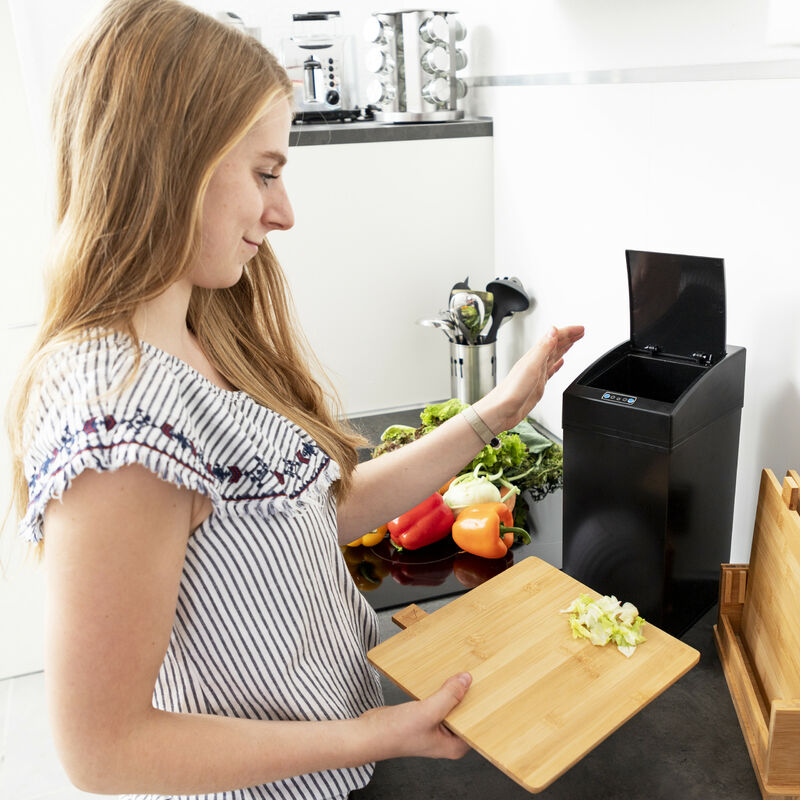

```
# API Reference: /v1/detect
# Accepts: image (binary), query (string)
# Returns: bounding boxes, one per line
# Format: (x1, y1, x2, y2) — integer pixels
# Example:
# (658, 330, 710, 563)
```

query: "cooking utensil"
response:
(369, 556, 699, 794)
(484, 276, 530, 343)
(448, 307, 474, 345)
(417, 316, 457, 342)
(450, 276, 470, 294)
(450, 290, 492, 344)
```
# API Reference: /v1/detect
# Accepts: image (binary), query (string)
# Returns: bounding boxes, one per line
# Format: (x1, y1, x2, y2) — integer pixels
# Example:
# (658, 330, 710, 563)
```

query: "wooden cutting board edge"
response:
(368, 557, 701, 793)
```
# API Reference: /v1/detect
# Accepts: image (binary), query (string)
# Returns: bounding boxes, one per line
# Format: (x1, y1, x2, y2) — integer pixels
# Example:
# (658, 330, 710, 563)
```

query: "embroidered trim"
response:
(27, 409, 332, 508)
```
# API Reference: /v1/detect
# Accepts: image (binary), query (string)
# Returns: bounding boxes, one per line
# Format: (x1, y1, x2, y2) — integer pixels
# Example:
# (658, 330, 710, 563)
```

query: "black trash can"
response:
(562, 250, 745, 637)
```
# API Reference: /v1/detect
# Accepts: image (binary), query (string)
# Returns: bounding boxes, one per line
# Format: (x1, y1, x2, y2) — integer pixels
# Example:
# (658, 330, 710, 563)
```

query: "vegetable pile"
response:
(372, 398, 564, 532)
(560, 594, 647, 658)
(344, 399, 565, 564)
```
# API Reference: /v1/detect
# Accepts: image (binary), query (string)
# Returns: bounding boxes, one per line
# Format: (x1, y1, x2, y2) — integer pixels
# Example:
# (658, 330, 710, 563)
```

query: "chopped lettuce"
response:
(560, 593, 646, 657)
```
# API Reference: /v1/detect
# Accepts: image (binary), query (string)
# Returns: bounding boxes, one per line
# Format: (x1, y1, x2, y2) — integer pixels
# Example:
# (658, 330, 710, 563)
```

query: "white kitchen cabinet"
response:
(271, 120, 495, 416)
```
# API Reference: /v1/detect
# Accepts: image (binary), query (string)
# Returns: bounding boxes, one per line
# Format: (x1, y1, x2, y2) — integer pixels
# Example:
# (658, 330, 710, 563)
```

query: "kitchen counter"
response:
(289, 116, 492, 147)
(346, 407, 760, 799)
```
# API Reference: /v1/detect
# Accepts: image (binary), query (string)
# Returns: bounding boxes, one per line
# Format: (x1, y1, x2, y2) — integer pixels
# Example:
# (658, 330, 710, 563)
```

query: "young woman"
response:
(7, 1, 583, 798)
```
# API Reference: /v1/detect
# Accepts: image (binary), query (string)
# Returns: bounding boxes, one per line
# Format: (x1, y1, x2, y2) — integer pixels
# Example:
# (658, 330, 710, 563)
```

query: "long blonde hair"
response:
(7, 0, 365, 546)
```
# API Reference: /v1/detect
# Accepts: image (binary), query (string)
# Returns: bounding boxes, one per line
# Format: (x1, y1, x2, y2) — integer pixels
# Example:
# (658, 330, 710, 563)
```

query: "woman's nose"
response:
(263, 180, 294, 231)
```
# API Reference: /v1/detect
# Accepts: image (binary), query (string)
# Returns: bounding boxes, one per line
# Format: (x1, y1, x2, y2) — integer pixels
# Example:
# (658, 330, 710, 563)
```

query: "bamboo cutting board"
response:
(368, 557, 699, 793)
(740, 469, 800, 710)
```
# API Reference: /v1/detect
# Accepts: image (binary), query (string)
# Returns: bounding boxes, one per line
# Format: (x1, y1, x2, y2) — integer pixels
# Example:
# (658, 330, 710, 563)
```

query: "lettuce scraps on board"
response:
(561, 594, 647, 658)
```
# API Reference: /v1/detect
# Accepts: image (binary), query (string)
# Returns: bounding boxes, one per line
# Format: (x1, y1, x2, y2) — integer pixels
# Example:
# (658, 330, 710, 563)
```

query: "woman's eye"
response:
(258, 172, 278, 187)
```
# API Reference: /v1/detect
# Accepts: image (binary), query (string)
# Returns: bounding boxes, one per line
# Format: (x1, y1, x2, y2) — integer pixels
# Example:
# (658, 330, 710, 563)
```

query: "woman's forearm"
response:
(336, 408, 490, 541)
(67, 674, 473, 796)
(68, 707, 371, 795)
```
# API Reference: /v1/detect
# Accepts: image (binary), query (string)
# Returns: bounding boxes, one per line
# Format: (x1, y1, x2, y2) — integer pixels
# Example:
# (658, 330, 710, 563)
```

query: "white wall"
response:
(1, 0, 50, 680)
(448, 0, 800, 566)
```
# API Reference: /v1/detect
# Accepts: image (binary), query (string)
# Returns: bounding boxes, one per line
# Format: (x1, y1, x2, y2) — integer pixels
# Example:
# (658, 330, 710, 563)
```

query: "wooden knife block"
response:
(714, 469, 800, 800)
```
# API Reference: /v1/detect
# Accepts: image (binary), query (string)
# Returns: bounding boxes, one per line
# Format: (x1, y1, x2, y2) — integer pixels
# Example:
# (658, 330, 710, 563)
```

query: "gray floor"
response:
(0, 601, 761, 800)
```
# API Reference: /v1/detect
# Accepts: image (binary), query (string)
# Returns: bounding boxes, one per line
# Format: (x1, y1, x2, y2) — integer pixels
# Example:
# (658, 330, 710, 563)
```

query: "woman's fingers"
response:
(423, 672, 472, 721)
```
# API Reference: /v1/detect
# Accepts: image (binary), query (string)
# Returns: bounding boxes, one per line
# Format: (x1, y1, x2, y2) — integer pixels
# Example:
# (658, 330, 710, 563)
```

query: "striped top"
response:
(20, 332, 384, 800)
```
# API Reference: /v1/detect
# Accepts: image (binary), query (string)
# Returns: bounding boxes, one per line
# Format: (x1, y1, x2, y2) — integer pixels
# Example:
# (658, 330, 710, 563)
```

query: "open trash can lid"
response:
(626, 250, 726, 363)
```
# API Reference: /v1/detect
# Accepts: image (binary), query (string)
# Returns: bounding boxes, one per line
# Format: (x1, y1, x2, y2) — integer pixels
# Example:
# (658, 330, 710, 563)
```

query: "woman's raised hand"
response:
(474, 325, 585, 436)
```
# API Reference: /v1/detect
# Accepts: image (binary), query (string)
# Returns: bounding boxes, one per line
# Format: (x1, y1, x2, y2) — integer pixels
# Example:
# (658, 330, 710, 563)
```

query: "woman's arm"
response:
(337, 325, 584, 542)
(44, 464, 471, 796)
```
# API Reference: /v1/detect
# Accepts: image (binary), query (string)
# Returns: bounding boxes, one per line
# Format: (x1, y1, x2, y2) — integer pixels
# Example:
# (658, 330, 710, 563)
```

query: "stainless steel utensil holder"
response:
(450, 342, 496, 403)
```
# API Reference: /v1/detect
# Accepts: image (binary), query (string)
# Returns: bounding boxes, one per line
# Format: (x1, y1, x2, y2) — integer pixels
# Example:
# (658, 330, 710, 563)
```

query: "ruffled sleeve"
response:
(19, 333, 342, 544)
(19, 338, 219, 544)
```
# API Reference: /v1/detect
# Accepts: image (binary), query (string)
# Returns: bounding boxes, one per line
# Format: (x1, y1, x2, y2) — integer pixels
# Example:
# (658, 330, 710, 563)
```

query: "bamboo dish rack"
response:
(714, 469, 800, 800)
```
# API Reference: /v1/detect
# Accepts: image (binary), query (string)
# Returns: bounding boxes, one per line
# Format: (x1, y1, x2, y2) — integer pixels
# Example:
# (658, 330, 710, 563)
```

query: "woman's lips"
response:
(243, 238, 260, 251)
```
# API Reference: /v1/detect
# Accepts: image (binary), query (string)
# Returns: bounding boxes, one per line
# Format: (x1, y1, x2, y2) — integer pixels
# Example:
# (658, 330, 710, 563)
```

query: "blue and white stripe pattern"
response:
(21, 332, 383, 799)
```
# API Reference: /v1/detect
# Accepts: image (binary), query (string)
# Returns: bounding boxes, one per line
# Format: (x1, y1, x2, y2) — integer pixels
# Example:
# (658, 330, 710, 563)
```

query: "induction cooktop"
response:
(345, 407, 564, 611)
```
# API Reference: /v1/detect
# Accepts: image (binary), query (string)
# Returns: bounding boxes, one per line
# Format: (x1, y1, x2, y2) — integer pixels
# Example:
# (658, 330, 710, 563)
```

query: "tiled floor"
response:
(0, 670, 110, 800)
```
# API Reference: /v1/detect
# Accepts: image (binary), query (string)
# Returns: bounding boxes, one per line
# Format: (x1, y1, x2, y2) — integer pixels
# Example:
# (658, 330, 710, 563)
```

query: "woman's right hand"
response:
(359, 672, 473, 761)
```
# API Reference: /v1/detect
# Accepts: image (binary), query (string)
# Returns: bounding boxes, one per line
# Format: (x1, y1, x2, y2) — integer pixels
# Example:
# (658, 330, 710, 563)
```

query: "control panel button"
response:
(600, 391, 638, 406)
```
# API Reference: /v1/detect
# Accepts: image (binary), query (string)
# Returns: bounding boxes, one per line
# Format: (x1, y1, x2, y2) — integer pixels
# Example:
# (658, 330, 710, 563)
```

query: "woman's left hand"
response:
(473, 324, 585, 436)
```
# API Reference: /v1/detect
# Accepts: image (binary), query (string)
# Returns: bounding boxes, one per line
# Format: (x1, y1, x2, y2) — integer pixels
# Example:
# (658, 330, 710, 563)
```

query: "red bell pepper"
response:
(388, 492, 455, 550)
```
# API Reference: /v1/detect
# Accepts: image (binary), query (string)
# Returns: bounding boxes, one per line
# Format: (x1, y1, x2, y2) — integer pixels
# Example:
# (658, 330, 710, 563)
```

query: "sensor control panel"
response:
(601, 391, 638, 406)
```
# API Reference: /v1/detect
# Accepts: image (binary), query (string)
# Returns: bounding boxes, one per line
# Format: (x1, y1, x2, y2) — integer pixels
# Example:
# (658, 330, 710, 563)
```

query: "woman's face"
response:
(190, 98, 295, 288)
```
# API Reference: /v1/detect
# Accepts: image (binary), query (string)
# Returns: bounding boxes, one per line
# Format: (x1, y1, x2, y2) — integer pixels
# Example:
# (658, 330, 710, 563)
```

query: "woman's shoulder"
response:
(20, 329, 341, 545)
(33, 329, 229, 412)
(35, 329, 148, 396)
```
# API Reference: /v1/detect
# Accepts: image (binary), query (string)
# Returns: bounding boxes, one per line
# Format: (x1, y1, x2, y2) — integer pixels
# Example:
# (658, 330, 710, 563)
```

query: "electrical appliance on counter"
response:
(215, 11, 260, 40)
(562, 250, 746, 638)
(280, 11, 356, 116)
(363, 10, 469, 122)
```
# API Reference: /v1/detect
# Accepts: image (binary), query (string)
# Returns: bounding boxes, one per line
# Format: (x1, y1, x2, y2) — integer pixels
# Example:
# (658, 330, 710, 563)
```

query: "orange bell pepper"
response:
(452, 502, 530, 559)
(439, 477, 457, 495)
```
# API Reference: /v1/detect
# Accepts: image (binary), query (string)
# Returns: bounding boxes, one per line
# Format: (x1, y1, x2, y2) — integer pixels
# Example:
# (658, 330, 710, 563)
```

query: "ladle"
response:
(484, 276, 530, 343)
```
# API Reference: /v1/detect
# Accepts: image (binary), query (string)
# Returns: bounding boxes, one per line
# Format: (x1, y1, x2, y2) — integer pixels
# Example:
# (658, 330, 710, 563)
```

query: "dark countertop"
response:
(346, 406, 760, 799)
(289, 116, 492, 147)
(352, 603, 760, 800)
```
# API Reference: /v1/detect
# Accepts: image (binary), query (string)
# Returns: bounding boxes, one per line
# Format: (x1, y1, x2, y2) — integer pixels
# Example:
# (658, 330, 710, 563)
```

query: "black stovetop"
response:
(345, 407, 564, 611)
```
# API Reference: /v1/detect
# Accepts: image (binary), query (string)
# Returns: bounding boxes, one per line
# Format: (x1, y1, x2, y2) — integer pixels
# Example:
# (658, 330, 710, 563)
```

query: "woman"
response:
(7, 1, 583, 798)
